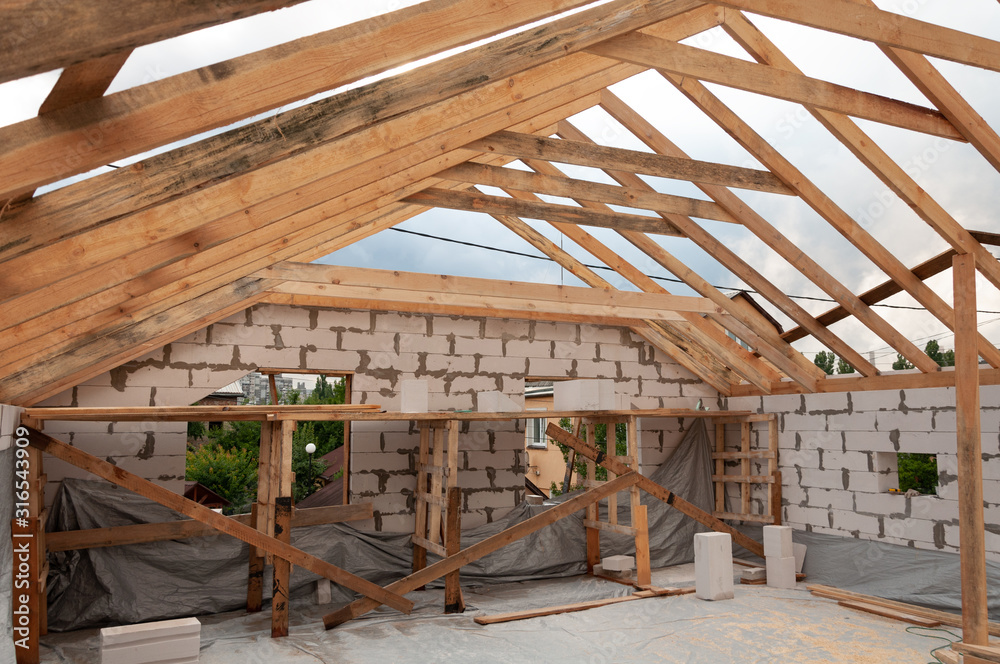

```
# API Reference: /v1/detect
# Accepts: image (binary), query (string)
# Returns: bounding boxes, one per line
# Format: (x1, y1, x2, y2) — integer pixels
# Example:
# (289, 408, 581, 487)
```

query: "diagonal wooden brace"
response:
(546, 423, 765, 558)
(27, 428, 413, 614)
(323, 471, 641, 628)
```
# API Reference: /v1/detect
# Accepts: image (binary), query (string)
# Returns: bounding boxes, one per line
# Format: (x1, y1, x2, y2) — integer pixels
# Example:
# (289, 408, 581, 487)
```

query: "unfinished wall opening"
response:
(186, 369, 354, 513)
(524, 380, 556, 498)
(898, 453, 939, 496)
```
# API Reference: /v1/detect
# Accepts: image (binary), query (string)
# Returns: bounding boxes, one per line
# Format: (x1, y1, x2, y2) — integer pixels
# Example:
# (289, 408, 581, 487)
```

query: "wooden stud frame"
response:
(710, 414, 780, 525)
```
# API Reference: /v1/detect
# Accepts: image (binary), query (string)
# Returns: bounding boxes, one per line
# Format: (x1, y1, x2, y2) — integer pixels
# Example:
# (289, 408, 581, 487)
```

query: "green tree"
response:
(925, 340, 955, 367)
(836, 356, 855, 374)
(898, 452, 938, 495)
(892, 353, 914, 371)
(553, 417, 626, 485)
(186, 444, 259, 514)
(814, 350, 835, 375)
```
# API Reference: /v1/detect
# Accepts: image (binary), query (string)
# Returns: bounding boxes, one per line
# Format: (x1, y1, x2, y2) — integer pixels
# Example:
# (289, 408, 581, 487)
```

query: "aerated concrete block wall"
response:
(727, 380, 1000, 561)
(39, 304, 717, 529)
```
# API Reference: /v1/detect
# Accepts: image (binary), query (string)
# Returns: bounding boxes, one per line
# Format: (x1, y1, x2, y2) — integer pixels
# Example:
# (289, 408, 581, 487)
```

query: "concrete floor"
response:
(39, 564, 958, 663)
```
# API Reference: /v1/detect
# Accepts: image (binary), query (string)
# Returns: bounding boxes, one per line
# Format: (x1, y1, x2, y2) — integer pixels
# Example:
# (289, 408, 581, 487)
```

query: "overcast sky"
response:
(3, 0, 1000, 371)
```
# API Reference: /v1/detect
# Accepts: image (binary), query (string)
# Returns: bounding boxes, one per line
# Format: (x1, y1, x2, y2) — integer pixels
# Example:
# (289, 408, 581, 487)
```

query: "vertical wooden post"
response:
(954, 253, 988, 646)
(584, 421, 600, 573)
(633, 504, 651, 587)
(342, 374, 353, 506)
(246, 503, 264, 612)
(267, 373, 280, 405)
(271, 497, 292, 638)
(740, 421, 750, 516)
(715, 422, 726, 514)
(444, 486, 464, 614)
(769, 416, 782, 525)
(412, 424, 430, 582)
(607, 424, 617, 526)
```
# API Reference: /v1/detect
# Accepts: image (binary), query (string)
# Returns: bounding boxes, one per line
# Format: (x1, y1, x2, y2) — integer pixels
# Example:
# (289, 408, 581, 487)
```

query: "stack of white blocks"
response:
(553, 379, 615, 411)
(694, 532, 734, 601)
(763, 525, 797, 589)
(100, 617, 200, 664)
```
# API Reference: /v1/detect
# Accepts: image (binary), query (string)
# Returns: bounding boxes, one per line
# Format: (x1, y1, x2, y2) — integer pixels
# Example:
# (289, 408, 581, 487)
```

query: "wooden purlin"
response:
(721, 11, 1000, 369)
(595, 92, 939, 375)
(0, 0, 621, 199)
(586, 31, 965, 141)
(663, 72, 994, 373)
(494, 179, 796, 391)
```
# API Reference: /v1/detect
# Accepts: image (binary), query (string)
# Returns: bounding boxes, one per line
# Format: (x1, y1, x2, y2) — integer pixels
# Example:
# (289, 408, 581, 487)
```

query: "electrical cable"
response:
(387, 227, 1000, 315)
(903, 625, 962, 664)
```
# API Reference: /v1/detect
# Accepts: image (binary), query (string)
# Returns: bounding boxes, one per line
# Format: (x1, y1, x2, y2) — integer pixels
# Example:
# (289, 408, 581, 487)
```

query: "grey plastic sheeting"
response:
(46, 421, 716, 631)
(1, 446, 16, 663)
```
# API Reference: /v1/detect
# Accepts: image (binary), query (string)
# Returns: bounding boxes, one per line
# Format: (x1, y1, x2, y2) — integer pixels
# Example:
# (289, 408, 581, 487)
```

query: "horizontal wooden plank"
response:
(467, 130, 793, 194)
(22, 407, 754, 423)
(952, 642, 1000, 663)
(437, 161, 737, 223)
(838, 599, 943, 628)
(473, 587, 695, 625)
(417, 492, 447, 507)
(46, 503, 374, 551)
(711, 451, 775, 460)
(730, 367, 1000, 398)
(711, 475, 775, 483)
(583, 519, 638, 536)
(712, 511, 775, 523)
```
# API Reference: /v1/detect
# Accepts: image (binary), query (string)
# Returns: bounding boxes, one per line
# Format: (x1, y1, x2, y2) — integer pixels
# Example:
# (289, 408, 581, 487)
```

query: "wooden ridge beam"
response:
(712, 0, 1000, 74)
(557, 116, 841, 383)
(25, 404, 382, 423)
(587, 31, 964, 141)
(0, 0, 312, 84)
(545, 423, 766, 558)
(46, 503, 374, 552)
(437, 161, 738, 223)
(259, 262, 721, 316)
(27, 428, 412, 614)
(0, 0, 700, 201)
(404, 187, 682, 236)
(724, 11, 1000, 369)
(467, 130, 793, 195)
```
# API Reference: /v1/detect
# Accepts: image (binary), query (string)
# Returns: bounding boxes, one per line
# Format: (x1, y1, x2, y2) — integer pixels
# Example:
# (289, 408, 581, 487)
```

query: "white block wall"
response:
(40, 304, 718, 530)
(728, 380, 1000, 561)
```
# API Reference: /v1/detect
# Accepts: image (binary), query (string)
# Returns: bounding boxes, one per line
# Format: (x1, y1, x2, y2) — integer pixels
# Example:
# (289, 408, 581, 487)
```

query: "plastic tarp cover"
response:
(45, 420, 716, 631)
(1, 446, 16, 662)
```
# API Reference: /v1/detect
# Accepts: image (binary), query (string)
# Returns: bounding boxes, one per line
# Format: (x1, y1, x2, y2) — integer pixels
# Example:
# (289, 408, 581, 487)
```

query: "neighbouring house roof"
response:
(183, 482, 231, 508)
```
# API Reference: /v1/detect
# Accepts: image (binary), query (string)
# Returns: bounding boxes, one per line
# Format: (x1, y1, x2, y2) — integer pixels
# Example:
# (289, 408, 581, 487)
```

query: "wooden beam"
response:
(658, 75, 952, 374)
(467, 131, 793, 195)
(437, 161, 738, 223)
(587, 31, 964, 141)
(474, 586, 695, 624)
(954, 254, 989, 645)
(46, 503, 375, 552)
(260, 262, 720, 316)
(404, 187, 682, 236)
(731, 366, 1000, 398)
(26, 428, 412, 613)
(323, 472, 642, 628)
(723, 11, 1000, 369)
(711, 0, 1000, 74)
(37, 50, 133, 114)
(545, 423, 765, 558)
(0, 0, 699, 200)
(0, 0, 312, 84)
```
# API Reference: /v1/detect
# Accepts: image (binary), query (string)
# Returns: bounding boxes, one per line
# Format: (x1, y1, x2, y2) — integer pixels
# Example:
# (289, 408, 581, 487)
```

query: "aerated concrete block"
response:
(400, 379, 428, 413)
(476, 391, 520, 413)
(315, 579, 333, 605)
(763, 525, 793, 559)
(694, 532, 734, 601)
(100, 617, 200, 664)
(742, 567, 766, 582)
(602, 555, 635, 572)
(793, 542, 807, 574)
(765, 556, 797, 589)
(553, 378, 615, 411)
